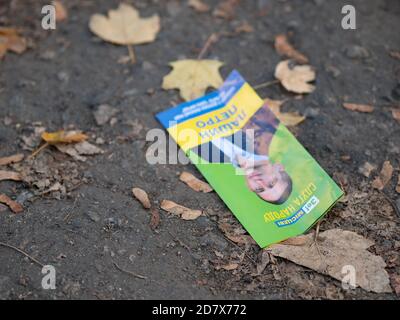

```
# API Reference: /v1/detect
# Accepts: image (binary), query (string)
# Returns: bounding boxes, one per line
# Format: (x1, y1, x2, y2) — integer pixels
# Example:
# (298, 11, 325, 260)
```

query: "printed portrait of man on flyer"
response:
(192, 103, 293, 205)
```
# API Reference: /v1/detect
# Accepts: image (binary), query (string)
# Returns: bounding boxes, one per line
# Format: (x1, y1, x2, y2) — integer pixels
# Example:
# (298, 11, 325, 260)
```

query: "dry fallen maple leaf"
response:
(160, 200, 202, 220)
(89, 3, 160, 63)
(179, 171, 213, 193)
(0, 153, 24, 166)
(188, 0, 210, 13)
(52, 0, 68, 22)
(132, 187, 151, 209)
(343, 103, 374, 113)
(274, 34, 308, 64)
(162, 59, 224, 101)
(372, 161, 394, 191)
(275, 60, 316, 94)
(264, 98, 305, 127)
(0, 170, 22, 182)
(0, 27, 27, 59)
(0, 194, 23, 213)
(267, 229, 392, 293)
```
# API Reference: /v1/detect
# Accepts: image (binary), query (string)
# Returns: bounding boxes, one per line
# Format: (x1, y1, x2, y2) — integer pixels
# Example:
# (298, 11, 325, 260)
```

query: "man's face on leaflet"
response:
(237, 156, 290, 204)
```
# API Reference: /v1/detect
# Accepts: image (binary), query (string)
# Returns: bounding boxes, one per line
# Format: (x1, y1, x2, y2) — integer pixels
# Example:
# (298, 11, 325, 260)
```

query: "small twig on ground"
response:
(168, 231, 191, 252)
(127, 45, 136, 64)
(113, 262, 147, 280)
(197, 33, 219, 60)
(0, 241, 44, 267)
(253, 80, 280, 90)
(28, 142, 49, 160)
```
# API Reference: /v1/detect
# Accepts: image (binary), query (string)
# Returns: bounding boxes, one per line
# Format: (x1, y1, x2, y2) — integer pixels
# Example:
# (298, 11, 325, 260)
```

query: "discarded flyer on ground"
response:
(156, 71, 343, 247)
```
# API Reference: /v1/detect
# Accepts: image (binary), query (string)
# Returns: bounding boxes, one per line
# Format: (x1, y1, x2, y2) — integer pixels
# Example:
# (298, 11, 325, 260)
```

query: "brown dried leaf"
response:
(0, 27, 27, 59)
(267, 229, 392, 293)
(0, 170, 22, 181)
(343, 103, 374, 113)
(215, 262, 239, 271)
(52, 1, 68, 22)
(179, 171, 213, 193)
(235, 21, 254, 34)
(149, 208, 160, 230)
(0, 194, 23, 213)
(0, 153, 24, 166)
(396, 174, 400, 194)
(372, 161, 394, 190)
(132, 187, 151, 209)
(160, 200, 202, 220)
(213, 0, 240, 19)
(392, 108, 400, 122)
(275, 60, 315, 94)
(274, 34, 308, 64)
(389, 51, 400, 61)
(279, 234, 309, 246)
(264, 98, 305, 127)
(188, 0, 210, 13)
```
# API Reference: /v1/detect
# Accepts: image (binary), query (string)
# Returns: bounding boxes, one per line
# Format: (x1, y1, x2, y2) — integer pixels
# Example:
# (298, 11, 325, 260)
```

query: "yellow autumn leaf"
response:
(264, 97, 305, 127)
(162, 59, 224, 101)
(275, 60, 316, 94)
(41, 130, 88, 144)
(89, 3, 160, 46)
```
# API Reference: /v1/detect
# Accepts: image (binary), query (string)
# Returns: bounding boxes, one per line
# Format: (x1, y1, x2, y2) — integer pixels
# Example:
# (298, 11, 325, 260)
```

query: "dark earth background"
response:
(0, 0, 399, 299)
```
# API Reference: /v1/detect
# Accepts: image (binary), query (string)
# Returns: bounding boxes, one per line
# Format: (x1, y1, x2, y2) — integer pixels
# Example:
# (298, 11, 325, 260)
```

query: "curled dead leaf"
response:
(235, 21, 254, 34)
(372, 161, 394, 190)
(274, 34, 308, 64)
(0, 153, 24, 166)
(179, 171, 213, 193)
(215, 262, 239, 271)
(149, 208, 160, 230)
(52, 1, 68, 22)
(392, 108, 400, 122)
(213, 0, 240, 20)
(132, 187, 151, 209)
(55, 141, 103, 161)
(264, 98, 305, 127)
(42, 130, 88, 144)
(188, 0, 210, 13)
(343, 103, 374, 113)
(0, 194, 23, 213)
(0, 170, 22, 181)
(162, 59, 224, 101)
(275, 60, 316, 94)
(160, 200, 202, 220)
